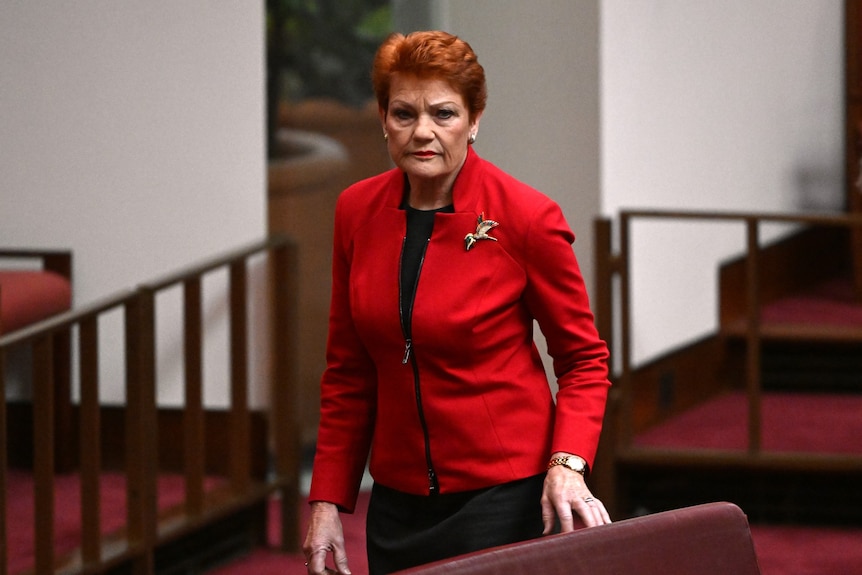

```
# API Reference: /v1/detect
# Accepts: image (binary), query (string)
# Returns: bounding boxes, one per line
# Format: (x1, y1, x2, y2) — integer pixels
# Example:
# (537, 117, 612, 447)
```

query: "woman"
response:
(303, 30, 611, 575)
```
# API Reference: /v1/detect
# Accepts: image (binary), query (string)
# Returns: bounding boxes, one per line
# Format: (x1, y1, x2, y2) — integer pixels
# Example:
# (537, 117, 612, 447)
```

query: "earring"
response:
(468, 133, 477, 144)
(383, 132, 389, 141)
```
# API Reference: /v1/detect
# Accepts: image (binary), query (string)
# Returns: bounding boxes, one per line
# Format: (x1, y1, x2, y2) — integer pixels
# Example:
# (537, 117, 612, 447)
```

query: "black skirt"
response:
(365, 473, 546, 574)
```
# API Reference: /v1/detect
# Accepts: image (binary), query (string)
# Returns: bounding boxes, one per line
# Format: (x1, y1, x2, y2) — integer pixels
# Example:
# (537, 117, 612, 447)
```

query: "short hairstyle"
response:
(372, 30, 487, 121)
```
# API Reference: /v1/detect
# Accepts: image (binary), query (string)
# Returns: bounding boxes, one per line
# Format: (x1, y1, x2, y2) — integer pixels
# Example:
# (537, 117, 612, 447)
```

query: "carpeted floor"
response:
(7, 470, 224, 574)
(633, 390, 862, 453)
(205, 491, 862, 575)
(16, 472, 862, 575)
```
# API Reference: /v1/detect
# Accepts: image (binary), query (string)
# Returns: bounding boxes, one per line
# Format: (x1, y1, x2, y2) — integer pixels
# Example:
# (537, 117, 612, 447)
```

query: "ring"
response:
(583, 496, 595, 503)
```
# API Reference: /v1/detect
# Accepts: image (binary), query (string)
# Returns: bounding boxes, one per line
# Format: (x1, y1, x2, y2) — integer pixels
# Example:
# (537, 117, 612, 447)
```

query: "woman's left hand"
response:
(540, 457, 611, 533)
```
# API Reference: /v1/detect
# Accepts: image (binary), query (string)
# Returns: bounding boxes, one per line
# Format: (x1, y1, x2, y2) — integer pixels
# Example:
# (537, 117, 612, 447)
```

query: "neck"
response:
(406, 174, 456, 209)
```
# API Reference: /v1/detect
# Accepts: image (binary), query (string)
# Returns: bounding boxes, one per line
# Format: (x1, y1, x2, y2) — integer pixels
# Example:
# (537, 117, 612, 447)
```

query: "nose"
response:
(413, 114, 435, 140)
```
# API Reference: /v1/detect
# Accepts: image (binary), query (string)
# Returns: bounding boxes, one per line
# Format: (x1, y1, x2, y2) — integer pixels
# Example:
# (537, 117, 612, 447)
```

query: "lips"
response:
(412, 151, 437, 158)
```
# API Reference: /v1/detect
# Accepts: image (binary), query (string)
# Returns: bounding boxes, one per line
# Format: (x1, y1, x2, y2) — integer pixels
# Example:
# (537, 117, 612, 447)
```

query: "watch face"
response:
(565, 457, 585, 472)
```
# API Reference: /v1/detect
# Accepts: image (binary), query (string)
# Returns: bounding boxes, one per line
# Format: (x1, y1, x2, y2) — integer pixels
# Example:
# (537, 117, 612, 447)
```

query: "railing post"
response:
(32, 335, 55, 574)
(79, 316, 102, 565)
(125, 288, 158, 574)
(618, 213, 633, 448)
(593, 218, 614, 358)
(183, 276, 206, 516)
(229, 260, 251, 494)
(0, 347, 7, 575)
(744, 219, 763, 454)
(271, 239, 301, 552)
(592, 217, 620, 518)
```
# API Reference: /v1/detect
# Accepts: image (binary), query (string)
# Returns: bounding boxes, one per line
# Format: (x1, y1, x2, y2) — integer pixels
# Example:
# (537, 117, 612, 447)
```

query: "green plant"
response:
(266, 0, 392, 158)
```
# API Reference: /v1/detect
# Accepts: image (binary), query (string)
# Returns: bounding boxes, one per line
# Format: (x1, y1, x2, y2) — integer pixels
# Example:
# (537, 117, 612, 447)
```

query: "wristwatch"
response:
(547, 455, 587, 476)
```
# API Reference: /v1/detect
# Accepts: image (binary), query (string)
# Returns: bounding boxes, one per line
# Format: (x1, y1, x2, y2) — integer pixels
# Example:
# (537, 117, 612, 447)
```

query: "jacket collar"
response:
(383, 147, 483, 213)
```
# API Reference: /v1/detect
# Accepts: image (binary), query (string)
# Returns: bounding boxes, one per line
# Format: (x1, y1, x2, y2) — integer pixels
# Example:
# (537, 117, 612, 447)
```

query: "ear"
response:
(378, 106, 388, 129)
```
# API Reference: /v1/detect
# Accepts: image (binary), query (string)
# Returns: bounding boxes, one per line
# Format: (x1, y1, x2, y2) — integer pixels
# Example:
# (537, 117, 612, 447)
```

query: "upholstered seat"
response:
(0, 270, 71, 334)
(394, 502, 761, 575)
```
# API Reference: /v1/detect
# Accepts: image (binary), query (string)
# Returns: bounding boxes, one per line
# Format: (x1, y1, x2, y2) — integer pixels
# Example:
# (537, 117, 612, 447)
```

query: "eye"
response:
(391, 108, 413, 121)
(436, 108, 456, 120)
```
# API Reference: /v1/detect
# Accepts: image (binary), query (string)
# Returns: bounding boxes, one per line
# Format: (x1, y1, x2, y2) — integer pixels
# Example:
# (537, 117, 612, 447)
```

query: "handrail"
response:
(0, 233, 300, 574)
(600, 209, 862, 457)
(142, 237, 278, 291)
(619, 208, 862, 226)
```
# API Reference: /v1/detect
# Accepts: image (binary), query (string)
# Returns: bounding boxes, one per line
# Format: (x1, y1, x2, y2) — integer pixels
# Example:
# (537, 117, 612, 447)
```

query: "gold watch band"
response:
(547, 455, 587, 475)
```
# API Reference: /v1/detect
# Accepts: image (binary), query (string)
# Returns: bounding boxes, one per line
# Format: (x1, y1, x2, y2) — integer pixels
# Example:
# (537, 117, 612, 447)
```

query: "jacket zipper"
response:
(399, 237, 439, 495)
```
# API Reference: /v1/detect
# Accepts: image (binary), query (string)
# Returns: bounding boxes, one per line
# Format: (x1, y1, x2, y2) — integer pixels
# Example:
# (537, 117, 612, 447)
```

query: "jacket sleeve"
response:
(307, 195, 378, 513)
(521, 198, 611, 468)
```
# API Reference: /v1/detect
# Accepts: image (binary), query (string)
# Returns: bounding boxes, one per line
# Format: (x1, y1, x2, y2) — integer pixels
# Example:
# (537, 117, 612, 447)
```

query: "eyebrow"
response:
(390, 99, 461, 109)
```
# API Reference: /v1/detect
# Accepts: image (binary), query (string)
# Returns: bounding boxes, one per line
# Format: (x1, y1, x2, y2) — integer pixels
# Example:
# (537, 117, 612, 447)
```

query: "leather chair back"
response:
(394, 502, 761, 575)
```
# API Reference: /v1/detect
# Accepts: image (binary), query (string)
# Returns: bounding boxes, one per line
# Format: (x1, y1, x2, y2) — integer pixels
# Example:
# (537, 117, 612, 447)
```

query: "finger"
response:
(540, 496, 556, 535)
(332, 546, 352, 575)
(578, 496, 611, 526)
(555, 500, 576, 533)
(572, 500, 597, 527)
(595, 499, 612, 524)
(306, 547, 330, 575)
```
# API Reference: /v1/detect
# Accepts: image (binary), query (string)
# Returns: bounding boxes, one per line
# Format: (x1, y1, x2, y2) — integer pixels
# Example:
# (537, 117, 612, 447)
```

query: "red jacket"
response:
(309, 148, 610, 512)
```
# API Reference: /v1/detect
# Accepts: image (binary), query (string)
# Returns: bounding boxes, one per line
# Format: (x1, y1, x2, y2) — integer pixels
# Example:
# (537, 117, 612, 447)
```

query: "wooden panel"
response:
(846, 0, 862, 296)
(847, 0, 862, 100)
(626, 336, 740, 435)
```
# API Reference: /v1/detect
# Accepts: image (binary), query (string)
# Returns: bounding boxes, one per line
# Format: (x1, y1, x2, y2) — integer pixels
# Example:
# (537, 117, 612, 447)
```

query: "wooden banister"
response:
(0, 234, 300, 573)
(598, 209, 862, 457)
(0, 348, 6, 575)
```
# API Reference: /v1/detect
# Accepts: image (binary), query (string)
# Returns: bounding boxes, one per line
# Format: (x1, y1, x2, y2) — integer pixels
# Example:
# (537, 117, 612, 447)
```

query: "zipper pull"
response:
(428, 468, 439, 494)
(402, 339, 412, 364)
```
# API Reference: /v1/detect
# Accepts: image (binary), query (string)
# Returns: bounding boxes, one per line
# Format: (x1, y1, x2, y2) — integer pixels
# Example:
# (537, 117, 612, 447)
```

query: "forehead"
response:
(388, 74, 465, 107)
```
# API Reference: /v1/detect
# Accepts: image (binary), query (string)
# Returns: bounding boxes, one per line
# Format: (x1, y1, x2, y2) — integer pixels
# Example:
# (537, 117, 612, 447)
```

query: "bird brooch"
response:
(465, 212, 499, 251)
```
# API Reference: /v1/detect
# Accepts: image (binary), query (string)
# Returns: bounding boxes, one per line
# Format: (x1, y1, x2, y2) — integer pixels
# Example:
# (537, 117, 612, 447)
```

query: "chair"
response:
(394, 502, 762, 575)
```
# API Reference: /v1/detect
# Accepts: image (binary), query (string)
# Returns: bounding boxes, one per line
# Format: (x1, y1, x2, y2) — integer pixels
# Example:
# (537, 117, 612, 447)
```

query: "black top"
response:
(400, 201, 454, 332)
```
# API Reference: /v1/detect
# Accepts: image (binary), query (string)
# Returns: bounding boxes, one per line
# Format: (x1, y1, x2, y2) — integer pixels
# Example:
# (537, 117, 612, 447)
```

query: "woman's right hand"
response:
(303, 501, 351, 575)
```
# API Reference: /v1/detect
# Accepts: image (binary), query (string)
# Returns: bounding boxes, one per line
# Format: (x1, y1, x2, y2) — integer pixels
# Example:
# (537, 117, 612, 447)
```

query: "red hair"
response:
(372, 31, 487, 121)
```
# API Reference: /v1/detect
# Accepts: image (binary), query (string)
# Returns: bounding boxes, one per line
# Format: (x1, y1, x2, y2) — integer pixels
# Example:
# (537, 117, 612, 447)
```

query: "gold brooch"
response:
(465, 212, 499, 251)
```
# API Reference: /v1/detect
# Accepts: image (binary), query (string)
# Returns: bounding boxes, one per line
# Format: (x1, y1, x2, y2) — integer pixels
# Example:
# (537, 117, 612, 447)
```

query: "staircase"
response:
(592, 211, 862, 526)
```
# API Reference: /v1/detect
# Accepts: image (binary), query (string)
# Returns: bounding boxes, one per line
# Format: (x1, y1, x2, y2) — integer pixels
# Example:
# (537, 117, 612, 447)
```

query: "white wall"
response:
(437, 1, 602, 385)
(1, 3, 267, 405)
(602, 1, 843, 364)
(427, 1, 842, 368)
(440, 0, 602, 289)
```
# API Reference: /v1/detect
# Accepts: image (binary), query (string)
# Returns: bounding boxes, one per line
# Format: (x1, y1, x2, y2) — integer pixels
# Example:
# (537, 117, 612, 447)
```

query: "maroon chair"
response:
(394, 502, 762, 575)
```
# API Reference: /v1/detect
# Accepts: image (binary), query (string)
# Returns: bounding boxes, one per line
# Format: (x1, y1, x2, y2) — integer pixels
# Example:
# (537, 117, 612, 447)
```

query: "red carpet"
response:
(633, 391, 862, 453)
(209, 491, 369, 575)
(8, 467, 862, 574)
(7, 470, 222, 574)
(750, 524, 862, 575)
(760, 277, 862, 327)
(204, 491, 862, 575)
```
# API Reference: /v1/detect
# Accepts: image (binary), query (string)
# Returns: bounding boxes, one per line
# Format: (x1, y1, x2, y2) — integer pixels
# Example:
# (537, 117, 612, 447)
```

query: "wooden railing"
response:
(0, 235, 300, 574)
(594, 209, 862, 470)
